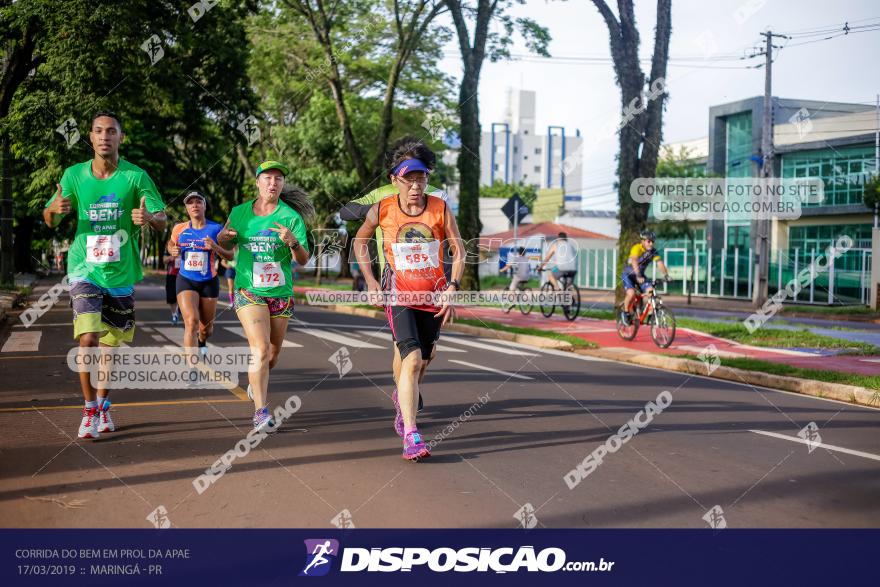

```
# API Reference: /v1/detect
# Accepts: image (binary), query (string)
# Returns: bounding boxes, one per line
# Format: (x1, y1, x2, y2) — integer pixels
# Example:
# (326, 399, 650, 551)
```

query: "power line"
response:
(780, 17, 880, 37)
(779, 15, 880, 34)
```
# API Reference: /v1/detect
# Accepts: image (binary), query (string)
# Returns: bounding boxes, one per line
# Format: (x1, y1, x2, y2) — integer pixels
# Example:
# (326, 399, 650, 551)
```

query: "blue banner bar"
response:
(1, 529, 875, 586)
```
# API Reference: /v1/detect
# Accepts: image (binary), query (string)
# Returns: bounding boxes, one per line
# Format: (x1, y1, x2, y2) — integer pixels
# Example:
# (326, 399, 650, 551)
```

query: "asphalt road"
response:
(1, 279, 878, 529)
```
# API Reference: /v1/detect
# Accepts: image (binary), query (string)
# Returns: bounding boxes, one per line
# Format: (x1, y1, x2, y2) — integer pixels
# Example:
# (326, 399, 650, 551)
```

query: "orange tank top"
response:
(379, 195, 447, 310)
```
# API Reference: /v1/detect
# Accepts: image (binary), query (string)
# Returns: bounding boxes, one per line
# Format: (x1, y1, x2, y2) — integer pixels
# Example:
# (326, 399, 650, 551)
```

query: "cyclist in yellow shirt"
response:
(620, 230, 669, 326)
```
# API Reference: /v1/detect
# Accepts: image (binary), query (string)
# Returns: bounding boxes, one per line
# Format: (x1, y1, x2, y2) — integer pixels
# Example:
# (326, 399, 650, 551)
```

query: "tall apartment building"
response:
(480, 89, 585, 211)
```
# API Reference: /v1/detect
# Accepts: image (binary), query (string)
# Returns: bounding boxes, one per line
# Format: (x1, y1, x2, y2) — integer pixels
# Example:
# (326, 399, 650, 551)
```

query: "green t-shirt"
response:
(228, 199, 309, 298)
(46, 158, 165, 289)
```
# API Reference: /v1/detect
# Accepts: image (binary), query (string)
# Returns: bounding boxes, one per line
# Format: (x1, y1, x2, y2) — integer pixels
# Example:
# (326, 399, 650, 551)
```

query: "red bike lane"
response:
(456, 305, 880, 377)
(294, 287, 880, 377)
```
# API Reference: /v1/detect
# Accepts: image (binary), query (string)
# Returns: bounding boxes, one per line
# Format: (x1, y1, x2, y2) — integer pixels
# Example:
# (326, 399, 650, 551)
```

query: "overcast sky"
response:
(436, 0, 880, 210)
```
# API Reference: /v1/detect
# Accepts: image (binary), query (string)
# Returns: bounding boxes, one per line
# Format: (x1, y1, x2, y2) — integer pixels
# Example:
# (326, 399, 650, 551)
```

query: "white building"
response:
(479, 89, 585, 212)
(555, 209, 619, 240)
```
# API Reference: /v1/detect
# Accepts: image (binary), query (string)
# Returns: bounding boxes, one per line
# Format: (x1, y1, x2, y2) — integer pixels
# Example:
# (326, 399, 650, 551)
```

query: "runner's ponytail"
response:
(279, 184, 315, 222)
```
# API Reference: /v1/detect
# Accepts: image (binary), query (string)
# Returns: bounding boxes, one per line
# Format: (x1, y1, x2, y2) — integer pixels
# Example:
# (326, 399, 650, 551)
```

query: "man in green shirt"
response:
(43, 111, 166, 440)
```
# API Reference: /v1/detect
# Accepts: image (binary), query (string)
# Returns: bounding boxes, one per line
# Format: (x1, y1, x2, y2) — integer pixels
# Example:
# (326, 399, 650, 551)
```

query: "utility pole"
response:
(752, 30, 788, 308)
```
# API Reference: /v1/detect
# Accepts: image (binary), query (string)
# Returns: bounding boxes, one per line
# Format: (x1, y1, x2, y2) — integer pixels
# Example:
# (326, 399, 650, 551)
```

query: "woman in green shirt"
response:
(218, 161, 313, 432)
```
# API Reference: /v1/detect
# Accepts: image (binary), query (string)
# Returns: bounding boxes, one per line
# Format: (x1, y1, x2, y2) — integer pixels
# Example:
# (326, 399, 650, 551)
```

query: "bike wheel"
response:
(615, 303, 639, 341)
(539, 282, 555, 317)
(650, 305, 676, 348)
(519, 287, 533, 315)
(562, 284, 581, 321)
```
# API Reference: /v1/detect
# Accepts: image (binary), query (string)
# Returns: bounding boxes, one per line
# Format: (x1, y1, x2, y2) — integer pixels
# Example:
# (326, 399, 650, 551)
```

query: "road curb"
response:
(299, 296, 878, 408)
(575, 347, 879, 408)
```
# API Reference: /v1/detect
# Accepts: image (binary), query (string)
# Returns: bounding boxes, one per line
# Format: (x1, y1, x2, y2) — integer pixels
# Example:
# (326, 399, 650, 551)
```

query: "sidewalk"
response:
(293, 286, 880, 377)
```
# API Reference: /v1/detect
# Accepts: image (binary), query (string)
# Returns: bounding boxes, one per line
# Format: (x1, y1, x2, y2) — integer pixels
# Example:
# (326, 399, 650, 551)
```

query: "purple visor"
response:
(392, 158, 430, 177)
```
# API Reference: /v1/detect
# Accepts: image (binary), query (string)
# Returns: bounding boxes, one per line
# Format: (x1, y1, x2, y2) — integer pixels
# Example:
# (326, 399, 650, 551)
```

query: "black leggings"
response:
(386, 305, 442, 360)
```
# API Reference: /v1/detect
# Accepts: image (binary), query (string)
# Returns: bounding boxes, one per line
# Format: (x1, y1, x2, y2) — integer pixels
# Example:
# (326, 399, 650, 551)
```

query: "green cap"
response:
(255, 160, 289, 177)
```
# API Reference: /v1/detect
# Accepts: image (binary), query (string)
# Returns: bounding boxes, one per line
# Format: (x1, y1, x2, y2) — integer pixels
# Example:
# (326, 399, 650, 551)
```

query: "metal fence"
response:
(578, 246, 873, 305)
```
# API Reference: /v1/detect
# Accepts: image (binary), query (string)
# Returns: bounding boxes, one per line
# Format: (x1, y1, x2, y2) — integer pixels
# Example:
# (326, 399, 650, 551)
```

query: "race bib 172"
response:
(254, 261, 285, 287)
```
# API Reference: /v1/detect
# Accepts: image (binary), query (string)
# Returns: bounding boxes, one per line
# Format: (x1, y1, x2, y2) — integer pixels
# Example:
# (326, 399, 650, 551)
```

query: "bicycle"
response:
(615, 277, 676, 348)
(502, 279, 534, 315)
(538, 270, 581, 321)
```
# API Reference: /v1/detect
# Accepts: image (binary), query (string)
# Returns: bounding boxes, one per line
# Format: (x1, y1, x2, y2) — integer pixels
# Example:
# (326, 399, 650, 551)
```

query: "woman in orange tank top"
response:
(354, 139, 465, 461)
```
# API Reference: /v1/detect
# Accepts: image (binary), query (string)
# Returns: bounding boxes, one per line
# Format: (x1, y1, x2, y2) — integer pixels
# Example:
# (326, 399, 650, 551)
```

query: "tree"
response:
(863, 173, 880, 223)
(2, 0, 257, 279)
(247, 3, 455, 278)
(652, 145, 704, 303)
(589, 0, 672, 301)
(279, 0, 450, 187)
(479, 180, 538, 212)
(445, 0, 550, 290)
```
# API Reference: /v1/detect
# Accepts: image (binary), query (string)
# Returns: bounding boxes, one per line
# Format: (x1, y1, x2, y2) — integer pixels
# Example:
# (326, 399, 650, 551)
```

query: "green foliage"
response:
(651, 145, 708, 242)
(3, 0, 258, 269)
(479, 181, 538, 211)
(863, 174, 880, 211)
(246, 1, 456, 225)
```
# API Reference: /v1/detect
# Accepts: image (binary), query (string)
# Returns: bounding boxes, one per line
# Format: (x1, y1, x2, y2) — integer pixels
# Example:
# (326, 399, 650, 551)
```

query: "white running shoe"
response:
(246, 384, 253, 400)
(98, 406, 115, 433)
(78, 407, 100, 439)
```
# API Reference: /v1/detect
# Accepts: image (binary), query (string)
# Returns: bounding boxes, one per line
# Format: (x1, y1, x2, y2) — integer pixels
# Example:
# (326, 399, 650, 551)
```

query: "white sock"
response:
(85, 400, 98, 410)
(97, 396, 109, 410)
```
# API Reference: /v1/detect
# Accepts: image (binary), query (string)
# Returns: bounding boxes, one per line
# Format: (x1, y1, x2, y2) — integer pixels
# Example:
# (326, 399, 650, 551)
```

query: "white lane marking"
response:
(357, 330, 465, 353)
(13, 319, 246, 329)
(154, 327, 184, 346)
(441, 336, 537, 356)
(860, 358, 880, 363)
(732, 344, 819, 357)
(296, 327, 383, 349)
(1, 331, 42, 352)
(750, 430, 880, 462)
(447, 359, 534, 380)
(223, 326, 302, 348)
(150, 334, 167, 342)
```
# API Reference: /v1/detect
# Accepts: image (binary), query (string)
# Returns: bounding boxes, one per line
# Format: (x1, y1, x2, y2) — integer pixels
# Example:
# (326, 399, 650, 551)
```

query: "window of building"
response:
(535, 147, 542, 154)
(789, 223, 871, 259)
(493, 164, 498, 171)
(781, 145, 876, 207)
(725, 112, 752, 178)
(534, 166, 541, 173)
(659, 228, 707, 250)
(726, 224, 750, 251)
(524, 155, 528, 160)
(513, 146, 518, 154)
